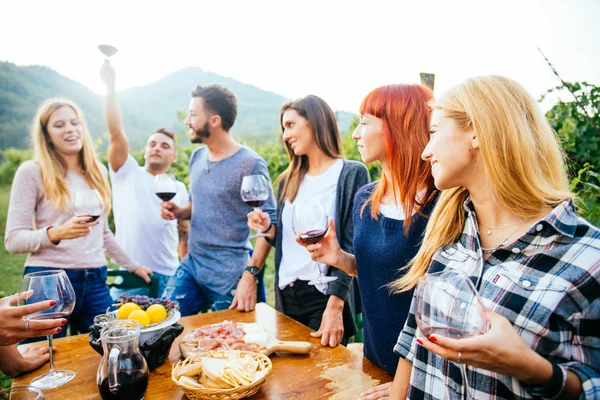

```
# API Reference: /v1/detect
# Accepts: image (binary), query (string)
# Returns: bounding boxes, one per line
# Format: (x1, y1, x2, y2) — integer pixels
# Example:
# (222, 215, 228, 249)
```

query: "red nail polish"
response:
(416, 338, 423, 345)
(429, 336, 437, 343)
(49, 300, 57, 306)
(61, 319, 68, 325)
(56, 327, 62, 333)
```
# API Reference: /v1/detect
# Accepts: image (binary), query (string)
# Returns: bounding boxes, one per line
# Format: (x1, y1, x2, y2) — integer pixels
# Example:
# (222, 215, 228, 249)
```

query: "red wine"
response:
(419, 325, 475, 339)
(33, 311, 69, 320)
(245, 199, 266, 208)
(299, 228, 328, 245)
(89, 215, 101, 222)
(98, 371, 148, 400)
(156, 192, 176, 201)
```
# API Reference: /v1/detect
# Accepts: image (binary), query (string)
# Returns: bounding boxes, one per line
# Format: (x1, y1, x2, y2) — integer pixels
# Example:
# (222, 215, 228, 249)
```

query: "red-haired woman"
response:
(299, 84, 437, 398)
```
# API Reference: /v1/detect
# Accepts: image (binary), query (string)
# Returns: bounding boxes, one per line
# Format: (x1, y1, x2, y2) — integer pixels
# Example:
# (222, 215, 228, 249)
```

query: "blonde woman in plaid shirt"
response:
(389, 76, 599, 400)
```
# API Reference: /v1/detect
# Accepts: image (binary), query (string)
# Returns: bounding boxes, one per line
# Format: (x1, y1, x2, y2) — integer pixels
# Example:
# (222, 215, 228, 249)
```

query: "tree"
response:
(542, 81, 600, 225)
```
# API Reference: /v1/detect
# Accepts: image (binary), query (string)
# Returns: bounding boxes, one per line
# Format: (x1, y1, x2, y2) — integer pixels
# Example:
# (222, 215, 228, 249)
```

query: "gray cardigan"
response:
(269, 159, 370, 338)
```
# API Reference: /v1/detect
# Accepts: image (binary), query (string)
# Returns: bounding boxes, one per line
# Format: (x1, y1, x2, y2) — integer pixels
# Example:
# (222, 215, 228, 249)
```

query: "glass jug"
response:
(97, 320, 149, 400)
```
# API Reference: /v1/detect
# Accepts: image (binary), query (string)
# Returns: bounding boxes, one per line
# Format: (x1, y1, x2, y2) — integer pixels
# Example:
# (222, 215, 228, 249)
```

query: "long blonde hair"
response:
(390, 75, 573, 292)
(32, 99, 112, 214)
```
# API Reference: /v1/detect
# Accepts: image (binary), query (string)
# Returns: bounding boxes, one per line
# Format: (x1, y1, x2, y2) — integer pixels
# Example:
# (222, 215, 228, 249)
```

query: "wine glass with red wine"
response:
(155, 174, 178, 226)
(240, 175, 270, 238)
(291, 200, 337, 285)
(74, 189, 105, 253)
(19, 270, 76, 389)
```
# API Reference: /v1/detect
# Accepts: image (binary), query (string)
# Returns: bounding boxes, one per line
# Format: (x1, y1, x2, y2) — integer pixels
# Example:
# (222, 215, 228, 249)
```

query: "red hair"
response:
(360, 84, 435, 233)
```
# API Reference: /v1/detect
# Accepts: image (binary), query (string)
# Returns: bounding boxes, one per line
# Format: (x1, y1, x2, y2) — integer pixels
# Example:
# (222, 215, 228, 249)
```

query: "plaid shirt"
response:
(394, 198, 600, 399)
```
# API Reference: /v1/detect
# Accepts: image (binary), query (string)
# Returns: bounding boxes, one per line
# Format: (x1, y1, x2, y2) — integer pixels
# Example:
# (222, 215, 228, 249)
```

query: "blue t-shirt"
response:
(353, 183, 433, 376)
(187, 145, 276, 295)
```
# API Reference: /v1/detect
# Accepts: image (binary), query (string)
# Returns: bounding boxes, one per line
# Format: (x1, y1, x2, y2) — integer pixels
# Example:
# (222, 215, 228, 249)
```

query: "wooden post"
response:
(420, 73, 435, 91)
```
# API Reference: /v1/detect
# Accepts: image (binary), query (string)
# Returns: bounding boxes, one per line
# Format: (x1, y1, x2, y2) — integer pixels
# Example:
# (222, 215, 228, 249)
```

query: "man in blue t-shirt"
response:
(161, 84, 276, 315)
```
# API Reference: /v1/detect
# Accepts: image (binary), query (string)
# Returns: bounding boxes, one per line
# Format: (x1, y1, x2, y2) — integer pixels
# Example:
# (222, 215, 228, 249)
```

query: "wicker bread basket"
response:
(172, 350, 272, 400)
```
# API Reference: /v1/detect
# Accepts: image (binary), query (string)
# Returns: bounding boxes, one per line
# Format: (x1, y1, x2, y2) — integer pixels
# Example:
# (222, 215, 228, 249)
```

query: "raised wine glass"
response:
(414, 269, 488, 398)
(19, 270, 76, 390)
(155, 174, 178, 226)
(74, 189, 104, 254)
(292, 200, 337, 285)
(98, 44, 118, 60)
(240, 175, 270, 238)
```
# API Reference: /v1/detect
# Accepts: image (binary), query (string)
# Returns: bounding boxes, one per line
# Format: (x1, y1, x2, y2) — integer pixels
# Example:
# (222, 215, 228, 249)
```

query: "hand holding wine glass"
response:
(296, 217, 343, 270)
(18, 270, 76, 389)
(413, 270, 488, 398)
(155, 174, 178, 226)
(73, 189, 105, 253)
(292, 200, 337, 285)
(240, 175, 270, 238)
(0, 293, 64, 346)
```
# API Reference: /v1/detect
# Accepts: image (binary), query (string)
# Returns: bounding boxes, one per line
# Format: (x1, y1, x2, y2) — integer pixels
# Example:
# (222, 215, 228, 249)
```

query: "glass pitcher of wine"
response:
(97, 320, 149, 400)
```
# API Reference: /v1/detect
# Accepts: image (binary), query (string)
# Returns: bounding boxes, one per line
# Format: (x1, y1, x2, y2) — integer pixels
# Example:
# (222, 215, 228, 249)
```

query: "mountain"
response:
(0, 62, 357, 150)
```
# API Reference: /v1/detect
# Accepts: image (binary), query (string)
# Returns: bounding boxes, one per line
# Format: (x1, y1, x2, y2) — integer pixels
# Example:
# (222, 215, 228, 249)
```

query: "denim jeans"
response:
(109, 272, 171, 302)
(163, 265, 234, 317)
(22, 266, 113, 343)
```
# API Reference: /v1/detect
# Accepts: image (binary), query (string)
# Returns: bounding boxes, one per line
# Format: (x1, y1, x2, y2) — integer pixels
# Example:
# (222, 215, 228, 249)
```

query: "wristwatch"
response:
(245, 266, 261, 277)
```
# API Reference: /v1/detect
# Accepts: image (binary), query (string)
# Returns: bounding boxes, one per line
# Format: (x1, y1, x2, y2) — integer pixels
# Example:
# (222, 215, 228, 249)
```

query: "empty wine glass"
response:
(414, 269, 488, 339)
(240, 175, 270, 238)
(73, 189, 104, 254)
(98, 44, 118, 59)
(414, 269, 488, 398)
(292, 200, 337, 285)
(155, 174, 178, 226)
(0, 386, 45, 400)
(19, 270, 76, 390)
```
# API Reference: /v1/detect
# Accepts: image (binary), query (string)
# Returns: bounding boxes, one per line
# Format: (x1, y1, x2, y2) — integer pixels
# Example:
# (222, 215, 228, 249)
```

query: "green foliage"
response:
(0, 148, 32, 184)
(542, 82, 600, 225)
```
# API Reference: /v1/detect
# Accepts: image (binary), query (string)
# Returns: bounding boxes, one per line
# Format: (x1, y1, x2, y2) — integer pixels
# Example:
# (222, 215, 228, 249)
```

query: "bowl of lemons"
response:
(112, 295, 181, 343)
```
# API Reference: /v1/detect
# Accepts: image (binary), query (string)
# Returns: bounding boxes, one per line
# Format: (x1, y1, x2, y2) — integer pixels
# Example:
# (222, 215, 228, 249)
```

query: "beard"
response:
(190, 122, 210, 144)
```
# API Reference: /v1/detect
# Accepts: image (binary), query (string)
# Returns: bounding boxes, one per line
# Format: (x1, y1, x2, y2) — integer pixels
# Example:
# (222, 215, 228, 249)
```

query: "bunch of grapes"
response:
(119, 294, 178, 311)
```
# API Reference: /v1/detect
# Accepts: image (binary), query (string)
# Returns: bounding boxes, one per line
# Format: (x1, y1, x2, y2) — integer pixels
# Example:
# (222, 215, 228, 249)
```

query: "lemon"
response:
(117, 302, 141, 320)
(127, 310, 150, 327)
(146, 304, 168, 324)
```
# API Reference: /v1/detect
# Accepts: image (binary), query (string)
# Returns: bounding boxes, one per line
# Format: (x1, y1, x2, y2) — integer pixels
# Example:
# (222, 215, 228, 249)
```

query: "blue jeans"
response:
(163, 265, 234, 317)
(109, 272, 171, 302)
(22, 266, 113, 343)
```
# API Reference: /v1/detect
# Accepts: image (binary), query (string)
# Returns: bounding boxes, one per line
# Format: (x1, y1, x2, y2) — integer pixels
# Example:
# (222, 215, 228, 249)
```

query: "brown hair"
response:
(278, 95, 342, 202)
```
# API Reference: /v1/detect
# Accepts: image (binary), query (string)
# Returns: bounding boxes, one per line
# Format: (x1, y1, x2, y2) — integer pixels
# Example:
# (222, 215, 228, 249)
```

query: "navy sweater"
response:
(353, 183, 434, 376)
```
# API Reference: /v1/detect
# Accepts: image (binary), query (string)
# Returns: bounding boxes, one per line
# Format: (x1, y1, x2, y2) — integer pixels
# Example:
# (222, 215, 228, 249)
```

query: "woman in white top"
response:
(5, 99, 152, 340)
(248, 95, 369, 347)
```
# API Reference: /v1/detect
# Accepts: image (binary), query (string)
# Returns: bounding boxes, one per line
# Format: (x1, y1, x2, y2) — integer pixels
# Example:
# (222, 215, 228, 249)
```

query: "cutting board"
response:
(180, 322, 312, 358)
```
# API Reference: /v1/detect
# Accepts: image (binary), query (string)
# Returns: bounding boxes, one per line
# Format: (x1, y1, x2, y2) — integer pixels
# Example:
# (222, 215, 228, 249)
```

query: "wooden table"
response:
(15, 303, 392, 399)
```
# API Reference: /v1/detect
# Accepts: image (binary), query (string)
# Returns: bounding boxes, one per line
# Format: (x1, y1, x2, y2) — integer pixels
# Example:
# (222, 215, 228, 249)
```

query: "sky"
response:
(1, 0, 599, 113)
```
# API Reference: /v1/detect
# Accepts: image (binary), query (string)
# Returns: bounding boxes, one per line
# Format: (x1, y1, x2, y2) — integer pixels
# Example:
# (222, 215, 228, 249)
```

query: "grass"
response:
(0, 185, 27, 297)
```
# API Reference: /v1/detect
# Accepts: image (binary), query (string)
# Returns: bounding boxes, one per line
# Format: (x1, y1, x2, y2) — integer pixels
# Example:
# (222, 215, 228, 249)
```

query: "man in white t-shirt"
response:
(101, 62, 189, 298)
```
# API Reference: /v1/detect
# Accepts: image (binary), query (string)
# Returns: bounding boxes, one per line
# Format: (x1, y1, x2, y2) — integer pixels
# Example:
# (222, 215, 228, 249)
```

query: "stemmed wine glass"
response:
(155, 174, 178, 226)
(0, 386, 45, 400)
(240, 175, 270, 238)
(19, 270, 76, 390)
(73, 189, 104, 254)
(414, 269, 488, 398)
(291, 200, 337, 285)
(98, 44, 118, 60)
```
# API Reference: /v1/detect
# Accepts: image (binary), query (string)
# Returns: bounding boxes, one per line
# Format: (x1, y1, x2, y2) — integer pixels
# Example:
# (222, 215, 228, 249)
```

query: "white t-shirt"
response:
(279, 159, 343, 295)
(379, 189, 428, 220)
(109, 154, 188, 276)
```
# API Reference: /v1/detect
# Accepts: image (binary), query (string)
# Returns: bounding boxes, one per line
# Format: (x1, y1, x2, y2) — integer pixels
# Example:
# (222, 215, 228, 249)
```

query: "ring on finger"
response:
(24, 319, 30, 331)
(457, 351, 462, 363)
